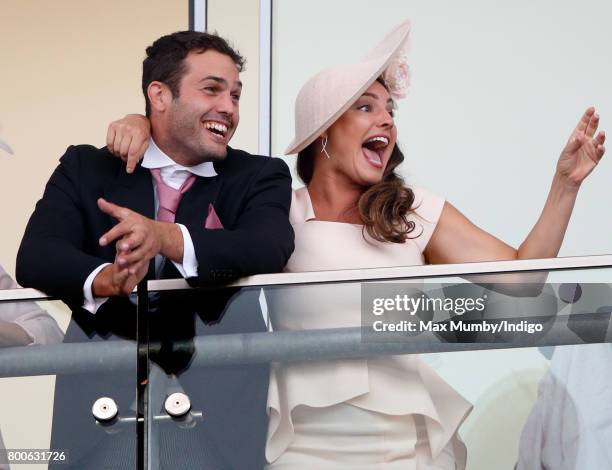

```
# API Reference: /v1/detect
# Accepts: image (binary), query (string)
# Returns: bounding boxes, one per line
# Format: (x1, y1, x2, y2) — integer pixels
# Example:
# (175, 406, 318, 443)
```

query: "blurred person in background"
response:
(0, 139, 63, 469)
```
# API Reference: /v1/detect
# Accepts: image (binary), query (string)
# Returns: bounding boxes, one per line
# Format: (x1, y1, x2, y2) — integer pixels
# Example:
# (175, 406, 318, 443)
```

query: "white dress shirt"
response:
(82, 139, 217, 313)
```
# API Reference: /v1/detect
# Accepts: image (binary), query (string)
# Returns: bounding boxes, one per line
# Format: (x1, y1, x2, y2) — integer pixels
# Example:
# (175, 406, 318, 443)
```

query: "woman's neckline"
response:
(304, 219, 363, 227)
(302, 186, 364, 226)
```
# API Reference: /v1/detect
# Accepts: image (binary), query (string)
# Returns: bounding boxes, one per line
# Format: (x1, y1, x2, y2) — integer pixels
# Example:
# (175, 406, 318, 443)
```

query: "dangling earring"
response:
(321, 135, 332, 160)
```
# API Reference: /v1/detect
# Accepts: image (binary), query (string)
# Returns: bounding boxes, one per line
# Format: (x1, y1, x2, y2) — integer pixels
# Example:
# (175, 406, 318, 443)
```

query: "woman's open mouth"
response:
(362, 136, 389, 168)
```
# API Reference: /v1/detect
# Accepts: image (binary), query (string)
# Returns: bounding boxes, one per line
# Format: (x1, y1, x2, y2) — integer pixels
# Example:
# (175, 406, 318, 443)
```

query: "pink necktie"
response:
(150, 168, 196, 223)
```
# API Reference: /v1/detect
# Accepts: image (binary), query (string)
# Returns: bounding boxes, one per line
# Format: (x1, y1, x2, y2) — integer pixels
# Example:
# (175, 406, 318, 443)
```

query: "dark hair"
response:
(296, 79, 416, 243)
(142, 30, 246, 116)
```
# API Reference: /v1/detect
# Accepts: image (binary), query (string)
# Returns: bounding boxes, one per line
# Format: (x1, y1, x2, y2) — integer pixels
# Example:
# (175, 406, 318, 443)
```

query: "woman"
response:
(105, 21, 605, 469)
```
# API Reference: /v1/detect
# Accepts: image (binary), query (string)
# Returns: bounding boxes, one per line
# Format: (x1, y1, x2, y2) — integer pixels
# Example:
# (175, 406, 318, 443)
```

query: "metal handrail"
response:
(1, 314, 610, 378)
(1, 254, 612, 302)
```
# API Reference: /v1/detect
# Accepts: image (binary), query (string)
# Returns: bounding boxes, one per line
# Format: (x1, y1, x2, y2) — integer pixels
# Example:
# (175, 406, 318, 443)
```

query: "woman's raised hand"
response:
(106, 114, 151, 173)
(557, 107, 606, 187)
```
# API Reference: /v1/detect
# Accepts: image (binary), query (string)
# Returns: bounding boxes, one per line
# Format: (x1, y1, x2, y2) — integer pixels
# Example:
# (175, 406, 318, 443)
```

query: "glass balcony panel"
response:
(0, 296, 138, 470)
(145, 285, 269, 470)
(145, 259, 612, 470)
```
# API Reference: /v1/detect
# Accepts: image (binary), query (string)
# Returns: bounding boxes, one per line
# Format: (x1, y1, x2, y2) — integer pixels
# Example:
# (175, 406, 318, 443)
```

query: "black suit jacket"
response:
(16, 144, 294, 469)
(17, 144, 293, 302)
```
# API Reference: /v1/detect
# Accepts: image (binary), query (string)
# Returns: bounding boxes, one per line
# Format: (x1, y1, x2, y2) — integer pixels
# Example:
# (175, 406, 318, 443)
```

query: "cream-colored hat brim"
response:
(285, 20, 411, 155)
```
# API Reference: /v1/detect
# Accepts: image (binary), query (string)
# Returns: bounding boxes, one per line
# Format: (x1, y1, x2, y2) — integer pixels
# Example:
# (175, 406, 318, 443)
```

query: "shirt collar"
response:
(140, 139, 218, 177)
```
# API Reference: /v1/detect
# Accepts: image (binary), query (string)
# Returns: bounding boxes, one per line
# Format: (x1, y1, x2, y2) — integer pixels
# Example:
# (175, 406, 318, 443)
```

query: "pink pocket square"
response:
(205, 203, 224, 229)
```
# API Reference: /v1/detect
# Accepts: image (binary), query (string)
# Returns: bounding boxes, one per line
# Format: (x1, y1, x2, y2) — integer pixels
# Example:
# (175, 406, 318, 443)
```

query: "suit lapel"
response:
(105, 165, 156, 219)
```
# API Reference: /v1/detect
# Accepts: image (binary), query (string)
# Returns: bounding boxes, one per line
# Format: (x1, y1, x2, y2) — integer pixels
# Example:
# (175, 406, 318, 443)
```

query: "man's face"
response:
(164, 50, 241, 164)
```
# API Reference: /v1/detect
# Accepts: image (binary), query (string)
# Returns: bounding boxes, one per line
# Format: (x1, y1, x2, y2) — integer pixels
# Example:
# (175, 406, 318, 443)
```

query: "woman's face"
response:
(323, 80, 397, 186)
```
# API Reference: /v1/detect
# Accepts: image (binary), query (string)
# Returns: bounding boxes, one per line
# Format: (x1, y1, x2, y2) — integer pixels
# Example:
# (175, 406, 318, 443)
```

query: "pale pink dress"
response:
(265, 187, 472, 469)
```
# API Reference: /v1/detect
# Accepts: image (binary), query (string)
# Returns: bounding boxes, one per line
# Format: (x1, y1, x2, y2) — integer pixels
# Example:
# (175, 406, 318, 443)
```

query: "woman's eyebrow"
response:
(362, 92, 393, 106)
(362, 92, 379, 100)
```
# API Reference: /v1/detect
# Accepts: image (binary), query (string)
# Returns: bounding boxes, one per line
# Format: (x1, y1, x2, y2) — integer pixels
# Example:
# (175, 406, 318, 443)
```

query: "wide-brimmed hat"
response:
(285, 20, 411, 155)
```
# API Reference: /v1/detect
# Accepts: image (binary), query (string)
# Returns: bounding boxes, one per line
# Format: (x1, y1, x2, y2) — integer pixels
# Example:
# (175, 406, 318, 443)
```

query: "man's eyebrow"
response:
(199, 76, 243, 89)
(199, 75, 227, 85)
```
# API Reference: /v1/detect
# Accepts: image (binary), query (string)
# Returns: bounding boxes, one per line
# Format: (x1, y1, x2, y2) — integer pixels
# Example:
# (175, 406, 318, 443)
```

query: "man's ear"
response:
(147, 81, 172, 113)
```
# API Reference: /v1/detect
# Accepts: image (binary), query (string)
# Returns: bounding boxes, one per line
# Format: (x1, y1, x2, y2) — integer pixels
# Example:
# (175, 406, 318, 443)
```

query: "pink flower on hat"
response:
(382, 49, 410, 100)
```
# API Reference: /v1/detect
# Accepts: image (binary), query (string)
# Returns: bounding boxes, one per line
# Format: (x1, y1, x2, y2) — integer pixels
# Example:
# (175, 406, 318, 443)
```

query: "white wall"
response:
(208, 0, 261, 154)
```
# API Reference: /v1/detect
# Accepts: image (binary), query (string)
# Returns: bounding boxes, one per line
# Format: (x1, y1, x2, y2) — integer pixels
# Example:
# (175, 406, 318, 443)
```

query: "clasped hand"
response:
(92, 198, 165, 297)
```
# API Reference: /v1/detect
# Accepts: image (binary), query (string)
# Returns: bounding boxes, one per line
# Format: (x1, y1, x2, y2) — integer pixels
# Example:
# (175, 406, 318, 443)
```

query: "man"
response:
(17, 31, 294, 469)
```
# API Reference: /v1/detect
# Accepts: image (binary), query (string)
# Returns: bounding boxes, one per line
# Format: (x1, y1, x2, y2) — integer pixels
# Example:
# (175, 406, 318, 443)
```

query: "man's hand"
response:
(91, 258, 147, 297)
(97, 198, 184, 276)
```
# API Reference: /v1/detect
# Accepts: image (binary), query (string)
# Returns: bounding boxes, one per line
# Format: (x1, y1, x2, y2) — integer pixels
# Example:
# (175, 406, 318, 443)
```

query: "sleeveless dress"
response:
(265, 187, 472, 469)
